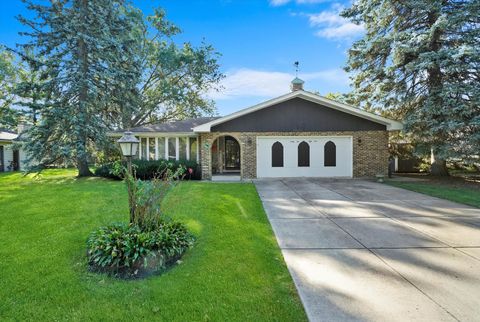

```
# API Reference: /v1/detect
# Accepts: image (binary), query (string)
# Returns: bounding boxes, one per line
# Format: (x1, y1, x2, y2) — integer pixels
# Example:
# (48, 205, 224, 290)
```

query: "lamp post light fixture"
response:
(117, 131, 139, 222)
(118, 131, 139, 173)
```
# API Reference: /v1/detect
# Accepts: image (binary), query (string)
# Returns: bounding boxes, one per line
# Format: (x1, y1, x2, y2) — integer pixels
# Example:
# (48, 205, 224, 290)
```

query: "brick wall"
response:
(199, 131, 388, 179)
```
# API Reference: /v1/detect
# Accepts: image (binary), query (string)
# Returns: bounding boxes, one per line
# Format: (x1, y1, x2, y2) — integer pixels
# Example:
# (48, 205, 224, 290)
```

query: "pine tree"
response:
(14, 50, 46, 124)
(17, 0, 138, 176)
(342, 0, 480, 175)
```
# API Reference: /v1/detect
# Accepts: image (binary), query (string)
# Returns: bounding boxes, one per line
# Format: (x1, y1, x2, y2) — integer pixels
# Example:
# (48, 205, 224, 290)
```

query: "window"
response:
(324, 141, 336, 167)
(149, 138, 155, 160)
(271, 142, 284, 167)
(298, 141, 310, 167)
(157, 137, 166, 160)
(168, 138, 176, 160)
(189, 137, 198, 161)
(179, 137, 187, 160)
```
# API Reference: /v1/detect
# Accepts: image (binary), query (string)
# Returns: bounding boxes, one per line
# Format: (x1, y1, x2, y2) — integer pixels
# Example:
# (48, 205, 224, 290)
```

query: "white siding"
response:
(1, 144, 14, 171)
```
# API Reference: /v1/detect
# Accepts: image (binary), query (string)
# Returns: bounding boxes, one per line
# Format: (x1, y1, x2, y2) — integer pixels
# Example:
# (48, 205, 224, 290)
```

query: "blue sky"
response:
(0, 0, 363, 116)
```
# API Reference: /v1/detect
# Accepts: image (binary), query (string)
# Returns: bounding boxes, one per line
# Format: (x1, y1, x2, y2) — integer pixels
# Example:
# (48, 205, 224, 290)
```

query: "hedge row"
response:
(94, 159, 200, 180)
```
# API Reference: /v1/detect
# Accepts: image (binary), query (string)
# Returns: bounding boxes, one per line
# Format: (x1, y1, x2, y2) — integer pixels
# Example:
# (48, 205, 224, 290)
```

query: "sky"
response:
(0, 0, 363, 116)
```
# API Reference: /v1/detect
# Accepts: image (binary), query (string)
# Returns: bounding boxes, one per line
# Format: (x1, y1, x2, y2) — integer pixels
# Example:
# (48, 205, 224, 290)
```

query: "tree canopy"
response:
(342, 0, 480, 174)
(12, 0, 222, 176)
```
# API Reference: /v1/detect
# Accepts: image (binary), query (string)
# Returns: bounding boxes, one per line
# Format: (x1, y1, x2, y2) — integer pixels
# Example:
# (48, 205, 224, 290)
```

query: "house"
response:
(0, 130, 20, 172)
(113, 78, 402, 180)
(0, 123, 31, 172)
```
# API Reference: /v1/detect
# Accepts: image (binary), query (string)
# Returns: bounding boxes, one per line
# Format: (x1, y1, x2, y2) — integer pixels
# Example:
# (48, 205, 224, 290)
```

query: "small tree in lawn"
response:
(342, 0, 480, 175)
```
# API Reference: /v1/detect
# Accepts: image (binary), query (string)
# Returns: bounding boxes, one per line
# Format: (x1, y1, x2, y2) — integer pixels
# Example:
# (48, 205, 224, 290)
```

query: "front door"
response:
(224, 136, 240, 170)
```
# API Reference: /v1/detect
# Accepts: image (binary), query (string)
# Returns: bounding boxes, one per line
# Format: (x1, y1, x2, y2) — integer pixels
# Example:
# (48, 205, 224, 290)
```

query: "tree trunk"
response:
(77, 156, 93, 177)
(75, 0, 92, 178)
(430, 159, 449, 176)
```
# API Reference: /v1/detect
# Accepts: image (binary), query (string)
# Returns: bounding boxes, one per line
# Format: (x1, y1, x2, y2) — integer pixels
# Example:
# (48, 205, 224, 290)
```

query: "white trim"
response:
(196, 137, 199, 162)
(154, 137, 159, 160)
(175, 137, 180, 160)
(138, 138, 142, 160)
(193, 90, 403, 132)
(394, 156, 399, 172)
(186, 137, 190, 160)
(108, 132, 197, 137)
(146, 138, 150, 160)
(165, 137, 169, 160)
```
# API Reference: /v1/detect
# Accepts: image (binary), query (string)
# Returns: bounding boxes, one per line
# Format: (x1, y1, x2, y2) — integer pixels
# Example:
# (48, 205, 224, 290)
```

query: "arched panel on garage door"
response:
(271, 141, 284, 167)
(324, 141, 336, 167)
(298, 141, 310, 167)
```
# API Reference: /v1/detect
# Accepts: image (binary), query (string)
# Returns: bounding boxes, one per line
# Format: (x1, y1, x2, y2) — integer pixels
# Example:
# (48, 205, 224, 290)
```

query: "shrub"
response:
(87, 221, 194, 278)
(94, 159, 200, 180)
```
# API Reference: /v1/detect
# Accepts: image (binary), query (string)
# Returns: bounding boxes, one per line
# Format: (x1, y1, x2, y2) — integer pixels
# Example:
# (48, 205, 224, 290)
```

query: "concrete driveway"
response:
(255, 178, 480, 322)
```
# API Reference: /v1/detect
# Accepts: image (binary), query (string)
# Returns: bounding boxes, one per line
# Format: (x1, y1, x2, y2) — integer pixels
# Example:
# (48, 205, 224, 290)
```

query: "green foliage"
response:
(17, 0, 139, 176)
(15, 1, 222, 176)
(0, 48, 20, 129)
(95, 159, 199, 180)
(342, 0, 480, 164)
(108, 7, 223, 129)
(86, 221, 194, 278)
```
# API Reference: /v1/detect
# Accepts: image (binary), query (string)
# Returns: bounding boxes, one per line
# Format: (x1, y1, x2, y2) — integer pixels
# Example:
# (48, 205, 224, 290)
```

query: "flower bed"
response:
(87, 220, 194, 279)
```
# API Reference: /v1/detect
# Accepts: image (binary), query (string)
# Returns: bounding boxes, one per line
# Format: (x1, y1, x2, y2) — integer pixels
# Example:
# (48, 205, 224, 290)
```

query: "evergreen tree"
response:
(14, 50, 46, 124)
(0, 48, 19, 129)
(17, 0, 138, 176)
(342, 0, 480, 175)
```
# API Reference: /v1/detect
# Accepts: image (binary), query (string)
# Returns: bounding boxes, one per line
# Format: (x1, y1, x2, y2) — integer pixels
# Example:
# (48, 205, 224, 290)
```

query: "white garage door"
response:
(256, 136, 353, 178)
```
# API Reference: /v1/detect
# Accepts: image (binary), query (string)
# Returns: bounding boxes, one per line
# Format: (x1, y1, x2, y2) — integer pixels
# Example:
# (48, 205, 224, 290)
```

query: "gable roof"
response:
(0, 130, 18, 142)
(111, 117, 220, 135)
(193, 90, 403, 132)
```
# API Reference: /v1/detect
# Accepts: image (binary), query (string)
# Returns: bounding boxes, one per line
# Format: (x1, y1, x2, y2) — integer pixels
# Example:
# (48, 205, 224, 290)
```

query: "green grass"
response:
(0, 169, 306, 321)
(386, 181, 480, 208)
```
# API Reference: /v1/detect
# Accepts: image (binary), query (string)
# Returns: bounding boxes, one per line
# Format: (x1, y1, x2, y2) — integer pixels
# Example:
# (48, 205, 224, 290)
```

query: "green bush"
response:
(87, 221, 194, 278)
(94, 159, 199, 180)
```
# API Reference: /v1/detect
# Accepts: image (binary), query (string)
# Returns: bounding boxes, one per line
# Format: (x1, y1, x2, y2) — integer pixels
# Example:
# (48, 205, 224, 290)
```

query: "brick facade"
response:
(199, 131, 389, 180)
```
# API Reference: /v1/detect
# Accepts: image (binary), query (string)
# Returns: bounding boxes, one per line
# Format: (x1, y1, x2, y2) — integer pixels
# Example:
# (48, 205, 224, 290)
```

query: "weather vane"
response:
(294, 61, 300, 77)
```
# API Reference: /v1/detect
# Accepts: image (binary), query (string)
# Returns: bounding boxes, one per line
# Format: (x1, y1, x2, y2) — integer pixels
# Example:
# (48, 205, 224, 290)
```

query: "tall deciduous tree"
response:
(17, 0, 138, 176)
(106, 8, 223, 129)
(342, 0, 480, 175)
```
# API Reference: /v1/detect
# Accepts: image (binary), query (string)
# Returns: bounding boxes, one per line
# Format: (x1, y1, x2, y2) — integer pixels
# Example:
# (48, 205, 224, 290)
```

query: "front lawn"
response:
(0, 170, 306, 321)
(386, 180, 480, 208)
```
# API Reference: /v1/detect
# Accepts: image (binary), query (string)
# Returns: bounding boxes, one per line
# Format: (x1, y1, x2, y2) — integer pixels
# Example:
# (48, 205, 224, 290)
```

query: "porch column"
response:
(154, 137, 159, 160)
(165, 137, 169, 160)
(175, 137, 180, 160)
(146, 138, 150, 160)
(186, 137, 190, 160)
(138, 138, 142, 160)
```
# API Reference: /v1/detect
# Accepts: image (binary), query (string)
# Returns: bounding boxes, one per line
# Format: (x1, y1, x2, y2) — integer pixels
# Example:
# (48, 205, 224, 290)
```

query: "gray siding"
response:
(212, 97, 386, 132)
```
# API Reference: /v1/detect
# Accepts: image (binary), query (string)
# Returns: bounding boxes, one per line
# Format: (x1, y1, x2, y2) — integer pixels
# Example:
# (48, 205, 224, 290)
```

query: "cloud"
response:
(208, 68, 348, 100)
(308, 6, 364, 40)
(270, 0, 329, 6)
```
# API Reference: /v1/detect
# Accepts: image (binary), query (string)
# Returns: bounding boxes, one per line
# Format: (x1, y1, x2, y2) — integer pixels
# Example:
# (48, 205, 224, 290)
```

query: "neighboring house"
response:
(0, 124, 30, 172)
(112, 78, 403, 180)
(0, 129, 20, 172)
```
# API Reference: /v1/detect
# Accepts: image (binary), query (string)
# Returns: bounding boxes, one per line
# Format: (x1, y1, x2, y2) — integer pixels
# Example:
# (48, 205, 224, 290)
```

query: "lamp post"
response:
(117, 131, 139, 222)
